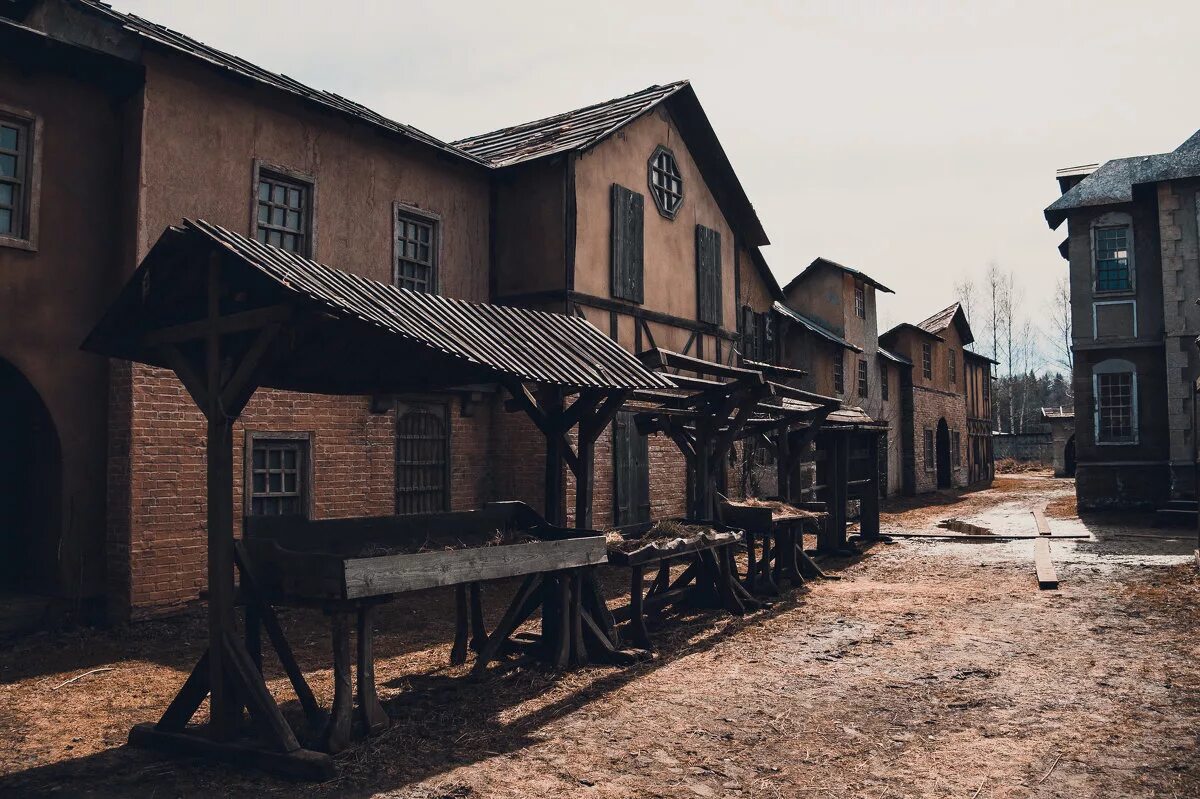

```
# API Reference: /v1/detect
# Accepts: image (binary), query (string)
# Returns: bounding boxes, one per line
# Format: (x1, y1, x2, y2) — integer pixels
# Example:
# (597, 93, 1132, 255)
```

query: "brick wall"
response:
(910, 386, 968, 494)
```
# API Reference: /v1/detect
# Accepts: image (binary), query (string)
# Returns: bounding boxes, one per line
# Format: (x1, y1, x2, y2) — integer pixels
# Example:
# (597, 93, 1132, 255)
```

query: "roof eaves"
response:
(773, 301, 862, 352)
(783, 257, 894, 296)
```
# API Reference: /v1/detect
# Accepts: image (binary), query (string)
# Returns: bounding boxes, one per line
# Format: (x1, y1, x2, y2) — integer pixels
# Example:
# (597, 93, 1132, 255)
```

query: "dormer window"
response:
(648, 145, 683, 219)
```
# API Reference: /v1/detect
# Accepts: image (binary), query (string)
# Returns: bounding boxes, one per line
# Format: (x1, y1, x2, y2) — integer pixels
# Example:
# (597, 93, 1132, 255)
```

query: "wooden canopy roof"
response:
(83, 220, 675, 397)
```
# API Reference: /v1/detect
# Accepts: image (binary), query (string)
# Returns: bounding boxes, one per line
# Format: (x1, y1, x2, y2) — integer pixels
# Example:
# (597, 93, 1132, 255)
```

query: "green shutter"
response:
(611, 184, 644, 303)
(695, 225, 722, 325)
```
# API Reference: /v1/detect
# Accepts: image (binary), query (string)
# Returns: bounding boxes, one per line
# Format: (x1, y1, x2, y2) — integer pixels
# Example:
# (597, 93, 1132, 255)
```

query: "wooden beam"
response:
(157, 344, 209, 418)
(639, 347, 765, 384)
(1034, 538, 1059, 589)
(219, 322, 281, 418)
(142, 304, 292, 347)
(1032, 508, 1052, 536)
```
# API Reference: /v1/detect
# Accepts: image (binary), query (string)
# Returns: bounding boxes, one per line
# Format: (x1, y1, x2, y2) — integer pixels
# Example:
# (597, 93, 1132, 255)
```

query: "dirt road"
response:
(2, 472, 1198, 798)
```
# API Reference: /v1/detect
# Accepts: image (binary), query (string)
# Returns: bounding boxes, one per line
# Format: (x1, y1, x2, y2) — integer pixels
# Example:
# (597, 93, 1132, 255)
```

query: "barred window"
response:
(1096, 372, 1135, 443)
(256, 171, 311, 255)
(922, 342, 933, 380)
(951, 431, 961, 466)
(857, 359, 868, 398)
(248, 437, 307, 516)
(648, 145, 683, 219)
(394, 208, 437, 293)
(923, 429, 934, 471)
(0, 115, 32, 240)
(880, 362, 889, 401)
(1094, 226, 1131, 292)
(833, 353, 844, 394)
(395, 403, 449, 514)
(854, 282, 865, 319)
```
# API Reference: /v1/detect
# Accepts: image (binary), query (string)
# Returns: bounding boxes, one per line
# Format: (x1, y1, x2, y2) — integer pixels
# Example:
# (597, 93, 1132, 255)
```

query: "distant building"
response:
(1044, 129, 1200, 509)
(1040, 407, 1076, 477)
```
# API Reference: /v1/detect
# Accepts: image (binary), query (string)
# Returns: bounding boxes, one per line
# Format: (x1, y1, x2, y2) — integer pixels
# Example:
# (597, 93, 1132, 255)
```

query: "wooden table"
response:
(718, 500, 831, 593)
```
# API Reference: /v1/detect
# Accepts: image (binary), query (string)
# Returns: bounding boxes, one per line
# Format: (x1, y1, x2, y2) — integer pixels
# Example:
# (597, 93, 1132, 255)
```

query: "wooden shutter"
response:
(612, 411, 650, 525)
(695, 225, 722, 325)
(611, 184, 644, 303)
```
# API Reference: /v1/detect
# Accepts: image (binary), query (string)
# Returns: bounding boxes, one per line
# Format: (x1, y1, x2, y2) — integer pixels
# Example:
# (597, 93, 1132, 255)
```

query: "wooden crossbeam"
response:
(142, 304, 292, 347)
(639, 347, 765, 384)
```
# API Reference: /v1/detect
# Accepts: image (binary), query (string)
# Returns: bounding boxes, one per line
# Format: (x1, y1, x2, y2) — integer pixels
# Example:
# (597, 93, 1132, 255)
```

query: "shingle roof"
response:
(1044, 128, 1200, 228)
(772, 302, 862, 352)
(916, 302, 974, 346)
(84, 220, 676, 394)
(453, 82, 688, 167)
(65, 1, 484, 166)
(782, 257, 894, 297)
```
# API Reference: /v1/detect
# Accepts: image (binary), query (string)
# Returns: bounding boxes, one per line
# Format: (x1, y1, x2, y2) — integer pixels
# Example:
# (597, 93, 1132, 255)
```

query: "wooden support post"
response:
(627, 564, 651, 649)
(321, 611, 353, 754)
(860, 433, 881, 541)
(451, 585, 470, 665)
(356, 605, 389, 735)
(542, 389, 566, 527)
(469, 582, 486, 652)
(776, 427, 791, 500)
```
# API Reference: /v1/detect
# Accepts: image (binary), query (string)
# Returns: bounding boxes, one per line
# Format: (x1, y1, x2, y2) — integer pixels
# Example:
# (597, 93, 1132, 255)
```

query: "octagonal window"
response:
(648, 145, 683, 219)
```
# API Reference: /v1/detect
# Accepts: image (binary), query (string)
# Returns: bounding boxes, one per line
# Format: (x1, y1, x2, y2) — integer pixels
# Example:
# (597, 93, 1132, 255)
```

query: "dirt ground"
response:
(2, 471, 1199, 798)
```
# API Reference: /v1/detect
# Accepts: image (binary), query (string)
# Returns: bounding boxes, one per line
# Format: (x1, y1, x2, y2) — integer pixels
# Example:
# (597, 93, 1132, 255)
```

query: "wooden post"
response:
(860, 433, 881, 540)
(776, 427, 791, 500)
(543, 389, 566, 526)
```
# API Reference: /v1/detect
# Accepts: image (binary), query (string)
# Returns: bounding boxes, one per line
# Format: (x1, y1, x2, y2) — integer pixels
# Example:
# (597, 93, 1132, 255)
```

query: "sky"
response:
(113, 0, 1200, 360)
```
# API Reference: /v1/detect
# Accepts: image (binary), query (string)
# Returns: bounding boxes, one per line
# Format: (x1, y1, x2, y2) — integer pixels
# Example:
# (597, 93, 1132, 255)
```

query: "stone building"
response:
(1044, 129, 1200, 509)
(880, 303, 994, 494)
(0, 1, 784, 624)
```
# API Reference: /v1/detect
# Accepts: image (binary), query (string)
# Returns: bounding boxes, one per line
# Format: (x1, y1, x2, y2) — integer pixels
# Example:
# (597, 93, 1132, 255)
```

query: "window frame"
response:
(392, 202, 441, 295)
(833, 351, 845, 394)
(922, 342, 933, 380)
(394, 400, 451, 515)
(251, 160, 316, 258)
(1092, 299, 1138, 340)
(1091, 221, 1134, 295)
(1093, 360, 1138, 445)
(647, 144, 683, 220)
(923, 429, 935, 472)
(243, 431, 313, 518)
(857, 358, 868, 398)
(0, 104, 41, 251)
(853, 281, 865, 319)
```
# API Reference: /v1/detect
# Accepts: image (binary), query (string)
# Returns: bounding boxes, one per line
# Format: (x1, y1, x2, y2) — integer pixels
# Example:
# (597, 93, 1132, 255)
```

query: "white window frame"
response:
(1092, 359, 1138, 446)
(1089, 212, 1135, 296)
(1091, 299, 1137, 340)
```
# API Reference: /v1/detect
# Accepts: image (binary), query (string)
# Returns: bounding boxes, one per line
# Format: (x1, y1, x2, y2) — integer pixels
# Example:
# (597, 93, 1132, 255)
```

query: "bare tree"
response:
(954, 278, 977, 332)
(1046, 275, 1073, 373)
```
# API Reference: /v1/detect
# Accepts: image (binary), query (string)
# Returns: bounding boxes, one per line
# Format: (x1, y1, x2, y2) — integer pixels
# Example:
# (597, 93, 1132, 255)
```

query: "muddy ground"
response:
(2, 472, 1198, 798)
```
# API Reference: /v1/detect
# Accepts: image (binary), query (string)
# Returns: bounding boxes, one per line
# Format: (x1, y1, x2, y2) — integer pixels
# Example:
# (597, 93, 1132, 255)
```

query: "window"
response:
(247, 435, 308, 516)
(880, 363, 889, 401)
(951, 431, 961, 467)
(833, 353, 845, 394)
(922, 342, 933, 380)
(854, 282, 865, 319)
(948, 348, 957, 384)
(393, 206, 438, 293)
(395, 403, 449, 514)
(857, 359, 868, 398)
(695, 224, 722, 325)
(255, 169, 311, 256)
(740, 307, 774, 362)
(648, 145, 683, 219)
(1095, 369, 1137, 444)
(923, 429, 934, 471)
(0, 111, 36, 245)
(613, 411, 650, 525)
(982, 375, 991, 419)
(611, 184, 645, 303)
(1094, 225, 1132, 292)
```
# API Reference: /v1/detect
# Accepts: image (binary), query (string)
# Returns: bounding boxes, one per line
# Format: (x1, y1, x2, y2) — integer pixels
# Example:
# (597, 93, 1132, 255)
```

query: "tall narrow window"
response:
(695, 224, 722, 325)
(857, 359, 868, 398)
(256, 169, 311, 256)
(923, 429, 934, 471)
(648, 145, 683, 219)
(880, 362, 890, 401)
(948, 348, 957, 384)
(833, 352, 845, 394)
(854, 282, 865, 319)
(613, 411, 650, 525)
(922, 342, 933, 380)
(394, 207, 438, 293)
(1094, 225, 1132, 292)
(395, 403, 449, 514)
(611, 184, 645, 303)
(951, 431, 962, 466)
(1095, 371, 1136, 444)
(248, 436, 308, 516)
(0, 113, 33, 242)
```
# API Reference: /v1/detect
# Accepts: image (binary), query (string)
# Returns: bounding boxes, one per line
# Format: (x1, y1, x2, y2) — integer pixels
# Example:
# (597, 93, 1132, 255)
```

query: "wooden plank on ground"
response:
(1032, 508, 1051, 536)
(1034, 539, 1058, 590)
(886, 531, 1089, 541)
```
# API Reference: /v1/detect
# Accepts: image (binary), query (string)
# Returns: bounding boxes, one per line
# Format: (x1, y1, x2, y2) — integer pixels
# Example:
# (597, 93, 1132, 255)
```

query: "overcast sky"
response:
(115, 0, 1200, 361)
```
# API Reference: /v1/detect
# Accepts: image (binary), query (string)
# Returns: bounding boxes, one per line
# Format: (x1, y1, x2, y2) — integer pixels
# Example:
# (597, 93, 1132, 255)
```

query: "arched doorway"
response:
(0, 359, 62, 597)
(935, 418, 951, 489)
(1064, 435, 1076, 478)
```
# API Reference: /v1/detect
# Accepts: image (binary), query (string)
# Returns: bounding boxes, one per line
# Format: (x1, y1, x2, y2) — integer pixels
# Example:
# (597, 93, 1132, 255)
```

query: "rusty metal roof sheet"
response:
(772, 301, 862, 353)
(453, 82, 688, 166)
(68, 1, 485, 166)
(86, 220, 676, 394)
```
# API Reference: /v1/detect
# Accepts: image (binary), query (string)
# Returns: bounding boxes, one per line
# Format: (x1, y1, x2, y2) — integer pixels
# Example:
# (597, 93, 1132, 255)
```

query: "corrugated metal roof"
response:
(68, 1, 484, 166)
(773, 301, 862, 352)
(453, 82, 688, 167)
(88, 220, 675, 393)
(782, 257, 894, 297)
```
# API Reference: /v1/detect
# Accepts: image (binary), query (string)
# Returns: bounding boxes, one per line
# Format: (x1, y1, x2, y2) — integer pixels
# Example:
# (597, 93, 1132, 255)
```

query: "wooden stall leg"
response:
(155, 650, 211, 732)
(569, 571, 587, 667)
(552, 572, 571, 670)
(451, 585, 469, 666)
(743, 529, 758, 591)
(469, 582, 486, 653)
(245, 605, 263, 674)
(356, 605, 389, 736)
(320, 611, 354, 754)
(627, 564, 652, 649)
(473, 574, 543, 677)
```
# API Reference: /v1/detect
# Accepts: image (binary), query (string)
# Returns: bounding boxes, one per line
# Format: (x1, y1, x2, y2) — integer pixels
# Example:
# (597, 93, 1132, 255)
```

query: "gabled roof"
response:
(84, 220, 676, 395)
(772, 301, 862, 353)
(782, 257, 894, 297)
(1044, 128, 1200, 229)
(47, 1, 484, 167)
(916, 302, 974, 346)
(748, 248, 784, 301)
(454, 81, 769, 246)
(879, 322, 944, 343)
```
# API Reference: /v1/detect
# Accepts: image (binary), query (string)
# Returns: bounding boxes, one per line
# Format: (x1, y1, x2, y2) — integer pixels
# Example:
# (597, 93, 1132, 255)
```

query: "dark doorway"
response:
(935, 418, 951, 489)
(0, 359, 62, 596)
(1064, 435, 1076, 477)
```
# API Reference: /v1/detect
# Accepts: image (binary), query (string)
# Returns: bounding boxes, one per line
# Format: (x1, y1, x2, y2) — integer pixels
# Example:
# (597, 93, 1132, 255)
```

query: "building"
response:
(1041, 407, 1076, 477)
(880, 302, 994, 494)
(773, 257, 905, 497)
(1044, 129, 1200, 509)
(0, 0, 785, 624)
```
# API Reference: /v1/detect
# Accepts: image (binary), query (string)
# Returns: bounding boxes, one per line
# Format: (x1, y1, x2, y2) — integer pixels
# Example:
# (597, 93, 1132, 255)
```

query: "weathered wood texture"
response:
(1034, 539, 1059, 590)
